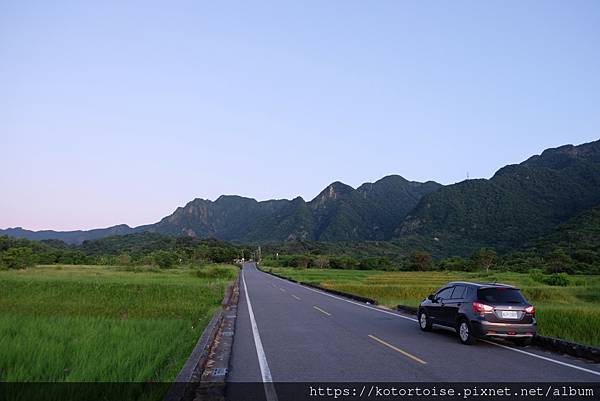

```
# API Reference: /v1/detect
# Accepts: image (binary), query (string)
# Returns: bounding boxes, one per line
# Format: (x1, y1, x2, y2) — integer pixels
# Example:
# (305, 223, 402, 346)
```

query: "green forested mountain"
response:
(398, 140, 600, 255)
(0, 175, 441, 244)
(2, 140, 600, 256)
(145, 175, 442, 242)
(529, 205, 600, 255)
(309, 177, 442, 241)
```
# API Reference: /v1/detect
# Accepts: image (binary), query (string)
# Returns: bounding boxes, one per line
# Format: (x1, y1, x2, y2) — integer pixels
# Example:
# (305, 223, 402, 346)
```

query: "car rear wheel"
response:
(418, 310, 432, 331)
(457, 319, 476, 345)
(512, 337, 532, 347)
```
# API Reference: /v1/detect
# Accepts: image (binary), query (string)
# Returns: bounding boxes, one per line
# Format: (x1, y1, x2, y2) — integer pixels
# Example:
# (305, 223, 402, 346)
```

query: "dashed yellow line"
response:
(313, 306, 331, 316)
(368, 334, 427, 365)
(291, 294, 301, 300)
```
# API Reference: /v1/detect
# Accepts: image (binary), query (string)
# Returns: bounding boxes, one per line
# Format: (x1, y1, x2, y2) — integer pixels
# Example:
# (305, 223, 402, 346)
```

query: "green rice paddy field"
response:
(268, 267, 600, 348)
(0, 264, 238, 382)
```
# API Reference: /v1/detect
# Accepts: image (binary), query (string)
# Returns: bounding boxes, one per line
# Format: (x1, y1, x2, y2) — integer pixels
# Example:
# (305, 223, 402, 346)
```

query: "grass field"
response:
(0, 264, 238, 382)
(267, 267, 600, 348)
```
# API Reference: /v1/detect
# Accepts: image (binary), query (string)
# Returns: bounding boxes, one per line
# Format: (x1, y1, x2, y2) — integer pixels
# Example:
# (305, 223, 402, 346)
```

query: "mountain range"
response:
(2, 175, 442, 244)
(3, 139, 600, 256)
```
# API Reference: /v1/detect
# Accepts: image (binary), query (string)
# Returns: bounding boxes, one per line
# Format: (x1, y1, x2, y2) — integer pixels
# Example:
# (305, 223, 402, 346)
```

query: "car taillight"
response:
(472, 302, 494, 313)
(525, 305, 536, 316)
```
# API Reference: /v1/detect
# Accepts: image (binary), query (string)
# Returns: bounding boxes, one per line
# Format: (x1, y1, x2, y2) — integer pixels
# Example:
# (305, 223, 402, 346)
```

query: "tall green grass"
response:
(269, 268, 600, 347)
(0, 264, 237, 382)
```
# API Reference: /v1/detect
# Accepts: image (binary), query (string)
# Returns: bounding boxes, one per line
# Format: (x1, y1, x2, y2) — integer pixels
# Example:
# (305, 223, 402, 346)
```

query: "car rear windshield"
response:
(477, 288, 526, 304)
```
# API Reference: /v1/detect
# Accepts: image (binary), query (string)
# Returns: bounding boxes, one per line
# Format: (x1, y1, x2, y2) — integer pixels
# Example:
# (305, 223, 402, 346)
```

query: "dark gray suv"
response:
(418, 281, 537, 346)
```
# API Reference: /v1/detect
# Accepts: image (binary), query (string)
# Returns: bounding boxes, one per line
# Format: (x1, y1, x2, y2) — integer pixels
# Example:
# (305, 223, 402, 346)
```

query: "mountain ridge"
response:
(3, 139, 600, 253)
(397, 139, 600, 255)
(1, 175, 442, 244)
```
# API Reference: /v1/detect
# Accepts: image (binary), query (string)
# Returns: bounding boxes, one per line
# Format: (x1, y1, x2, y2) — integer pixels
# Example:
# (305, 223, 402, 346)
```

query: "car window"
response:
(477, 288, 526, 304)
(436, 287, 454, 300)
(451, 285, 465, 299)
(464, 286, 475, 300)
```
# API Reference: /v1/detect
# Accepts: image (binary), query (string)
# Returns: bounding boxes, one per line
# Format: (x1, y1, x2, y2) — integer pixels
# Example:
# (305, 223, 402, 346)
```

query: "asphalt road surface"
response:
(227, 263, 599, 393)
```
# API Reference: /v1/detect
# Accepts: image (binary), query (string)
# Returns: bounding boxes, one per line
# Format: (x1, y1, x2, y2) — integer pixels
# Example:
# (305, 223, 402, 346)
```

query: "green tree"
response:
(115, 253, 132, 266)
(473, 248, 497, 272)
(2, 247, 35, 269)
(329, 256, 360, 270)
(410, 251, 431, 271)
(290, 255, 312, 268)
(572, 250, 598, 265)
(152, 250, 179, 269)
(359, 257, 392, 270)
(438, 256, 471, 271)
(313, 256, 330, 269)
(545, 247, 573, 273)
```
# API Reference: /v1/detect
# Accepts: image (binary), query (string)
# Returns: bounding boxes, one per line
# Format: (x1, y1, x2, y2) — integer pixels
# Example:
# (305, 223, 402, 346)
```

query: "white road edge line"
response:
(261, 266, 600, 378)
(481, 339, 600, 377)
(242, 271, 278, 401)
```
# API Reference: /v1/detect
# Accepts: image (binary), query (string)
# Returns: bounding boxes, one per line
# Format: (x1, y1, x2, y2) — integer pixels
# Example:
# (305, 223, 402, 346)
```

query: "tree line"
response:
(262, 245, 600, 277)
(0, 233, 250, 270)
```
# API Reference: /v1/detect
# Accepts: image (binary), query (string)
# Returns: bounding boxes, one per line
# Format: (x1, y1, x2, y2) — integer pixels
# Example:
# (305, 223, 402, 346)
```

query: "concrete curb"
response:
(395, 304, 600, 363)
(396, 304, 419, 315)
(534, 335, 600, 363)
(163, 269, 241, 401)
(258, 265, 378, 305)
(194, 272, 240, 401)
(163, 311, 223, 401)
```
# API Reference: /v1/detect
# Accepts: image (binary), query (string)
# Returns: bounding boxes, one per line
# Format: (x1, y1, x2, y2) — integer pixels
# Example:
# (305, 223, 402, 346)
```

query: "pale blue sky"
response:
(1, 1, 599, 230)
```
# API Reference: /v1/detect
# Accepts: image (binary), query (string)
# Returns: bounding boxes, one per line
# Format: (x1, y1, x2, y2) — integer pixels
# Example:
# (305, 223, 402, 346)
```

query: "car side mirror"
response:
(428, 294, 436, 302)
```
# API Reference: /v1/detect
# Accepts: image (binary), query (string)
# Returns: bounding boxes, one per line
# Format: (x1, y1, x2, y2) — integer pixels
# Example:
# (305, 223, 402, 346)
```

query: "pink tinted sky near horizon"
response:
(1, 1, 599, 231)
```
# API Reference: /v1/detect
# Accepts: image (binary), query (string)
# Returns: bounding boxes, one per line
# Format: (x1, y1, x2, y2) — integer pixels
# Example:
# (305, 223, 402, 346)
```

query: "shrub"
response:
(542, 272, 570, 287)
(529, 269, 570, 286)
(195, 266, 237, 280)
(529, 268, 545, 284)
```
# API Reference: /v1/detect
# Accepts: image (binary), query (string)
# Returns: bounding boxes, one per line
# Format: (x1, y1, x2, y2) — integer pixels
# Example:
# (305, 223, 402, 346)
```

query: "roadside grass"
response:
(267, 267, 600, 347)
(0, 264, 238, 382)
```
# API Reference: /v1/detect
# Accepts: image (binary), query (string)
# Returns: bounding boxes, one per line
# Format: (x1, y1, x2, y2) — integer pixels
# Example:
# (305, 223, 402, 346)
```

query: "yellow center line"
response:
(313, 306, 331, 316)
(291, 294, 301, 300)
(368, 334, 427, 365)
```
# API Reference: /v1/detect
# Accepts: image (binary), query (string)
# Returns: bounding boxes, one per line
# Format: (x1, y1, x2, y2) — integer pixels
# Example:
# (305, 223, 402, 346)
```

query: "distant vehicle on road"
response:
(418, 281, 537, 346)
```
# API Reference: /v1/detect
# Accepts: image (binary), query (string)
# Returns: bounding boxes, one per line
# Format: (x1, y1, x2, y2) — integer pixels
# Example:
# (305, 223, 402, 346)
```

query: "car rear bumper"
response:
(471, 320, 537, 338)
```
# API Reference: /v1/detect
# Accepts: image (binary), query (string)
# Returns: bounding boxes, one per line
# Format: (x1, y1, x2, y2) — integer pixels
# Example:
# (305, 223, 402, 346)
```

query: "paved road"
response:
(228, 263, 599, 386)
